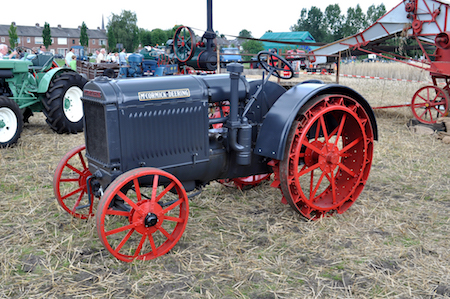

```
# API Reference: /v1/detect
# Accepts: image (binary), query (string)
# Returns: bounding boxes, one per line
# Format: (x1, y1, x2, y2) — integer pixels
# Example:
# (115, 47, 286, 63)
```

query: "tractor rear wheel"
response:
(0, 96, 23, 147)
(273, 94, 374, 220)
(53, 145, 96, 219)
(96, 167, 189, 262)
(43, 72, 88, 134)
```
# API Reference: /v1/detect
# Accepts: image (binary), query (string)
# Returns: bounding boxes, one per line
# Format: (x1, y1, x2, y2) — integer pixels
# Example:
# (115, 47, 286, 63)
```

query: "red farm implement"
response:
(311, 0, 450, 124)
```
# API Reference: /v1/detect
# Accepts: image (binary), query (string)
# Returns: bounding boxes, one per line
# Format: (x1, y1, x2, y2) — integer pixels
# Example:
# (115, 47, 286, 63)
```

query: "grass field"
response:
(1, 68, 450, 298)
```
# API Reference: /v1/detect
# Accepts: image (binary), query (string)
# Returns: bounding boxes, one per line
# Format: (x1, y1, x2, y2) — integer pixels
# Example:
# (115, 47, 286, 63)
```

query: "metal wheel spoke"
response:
(105, 208, 131, 217)
(412, 102, 427, 108)
(310, 171, 326, 201)
(334, 114, 347, 146)
(330, 171, 337, 204)
(65, 163, 84, 176)
(151, 174, 159, 202)
(155, 181, 177, 202)
(337, 162, 356, 177)
(117, 191, 141, 214)
(418, 108, 429, 120)
(158, 227, 174, 241)
(417, 94, 427, 103)
(60, 178, 79, 183)
(71, 189, 86, 212)
(114, 228, 135, 253)
(148, 234, 158, 255)
(301, 140, 322, 155)
(162, 197, 183, 213)
(319, 115, 329, 142)
(133, 178, 143, 202)
(298, 162, 321, 177)
(77, 152, 87, 170)
(339, 137, 362, 155)
(105, 222, 137, 237)
(61, 186, 83, 200)
(132, 234, 147, 258)
(164, 215, 184, 223)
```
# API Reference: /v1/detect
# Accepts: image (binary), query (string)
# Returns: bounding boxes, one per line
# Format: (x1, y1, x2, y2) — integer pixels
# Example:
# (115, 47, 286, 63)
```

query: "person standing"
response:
(97, 48, 106, 63)
(69, 55, 77, 71)
(119, 48, 127, 66)
(65, 47, 74, 66)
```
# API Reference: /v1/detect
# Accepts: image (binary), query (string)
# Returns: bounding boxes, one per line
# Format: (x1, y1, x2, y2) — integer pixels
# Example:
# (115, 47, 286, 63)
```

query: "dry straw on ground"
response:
(1, 65, 450, 298)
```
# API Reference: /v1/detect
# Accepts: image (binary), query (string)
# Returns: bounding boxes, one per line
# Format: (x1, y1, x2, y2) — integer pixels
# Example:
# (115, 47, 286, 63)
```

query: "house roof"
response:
(259, 31, 317, 52)
(0, 24, 107, 39)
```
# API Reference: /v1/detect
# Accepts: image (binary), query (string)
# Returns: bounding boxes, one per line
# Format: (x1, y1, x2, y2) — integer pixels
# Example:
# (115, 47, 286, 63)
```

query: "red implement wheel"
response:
(96, 168, 189, 262)
(273, 94, 374, 220)
(411, 85, 449, 124)
(173, 26, 196, 63)
(53, 145, 95, 219)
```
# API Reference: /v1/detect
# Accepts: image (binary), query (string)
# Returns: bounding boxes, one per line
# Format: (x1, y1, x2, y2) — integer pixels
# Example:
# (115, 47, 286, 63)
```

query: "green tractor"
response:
(0, 51, 88, 147)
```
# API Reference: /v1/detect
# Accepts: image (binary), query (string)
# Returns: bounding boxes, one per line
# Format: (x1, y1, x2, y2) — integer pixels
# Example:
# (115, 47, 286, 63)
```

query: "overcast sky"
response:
(3, 0, 402, 38)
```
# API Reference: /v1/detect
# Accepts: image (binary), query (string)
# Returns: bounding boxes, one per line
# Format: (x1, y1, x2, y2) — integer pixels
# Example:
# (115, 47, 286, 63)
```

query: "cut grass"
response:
(1, 71, 450, 298)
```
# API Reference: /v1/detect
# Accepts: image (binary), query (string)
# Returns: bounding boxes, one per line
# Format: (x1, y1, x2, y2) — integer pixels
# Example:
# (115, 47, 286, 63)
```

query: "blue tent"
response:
(260, 32, 318, 52)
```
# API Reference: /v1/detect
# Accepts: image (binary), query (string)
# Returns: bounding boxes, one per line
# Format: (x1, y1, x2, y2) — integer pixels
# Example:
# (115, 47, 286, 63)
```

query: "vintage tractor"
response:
(0, 51, 87, 147)
(53, 51, 377, 262)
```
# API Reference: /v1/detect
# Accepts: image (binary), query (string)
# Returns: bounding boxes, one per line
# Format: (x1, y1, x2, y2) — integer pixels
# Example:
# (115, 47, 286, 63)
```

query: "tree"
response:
(80, 22, 89, 48)
(42, 22, 52, 49)
(8, 22, 18, 49)
(367, 4, 386, 25)
(107, 10, 139, 52)
(150, 29, 167, 46)
(342, 5, 366, 37)
(241, 39, 264, 55)
(139, 29, 152, 46)
(291, 7, 326, 42)
(324, 4, 343, 42)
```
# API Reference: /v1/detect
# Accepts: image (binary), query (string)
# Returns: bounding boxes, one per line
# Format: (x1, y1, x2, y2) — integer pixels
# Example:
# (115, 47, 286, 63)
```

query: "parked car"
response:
(220, 47, 242, 67)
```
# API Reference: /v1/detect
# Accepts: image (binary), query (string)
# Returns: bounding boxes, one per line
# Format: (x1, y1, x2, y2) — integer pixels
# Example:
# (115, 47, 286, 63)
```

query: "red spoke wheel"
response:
(411, 85, 449, 124)
(96, 168, 189, 262)
(275, 94, 374, 220)
(53, 145, 95, 219)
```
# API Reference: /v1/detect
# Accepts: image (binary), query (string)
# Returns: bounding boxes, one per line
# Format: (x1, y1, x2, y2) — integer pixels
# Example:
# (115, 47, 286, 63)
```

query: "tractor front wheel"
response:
(43, 72, 88, 134)
(96, 167, 189, 262)
(0, 96, 23, 147)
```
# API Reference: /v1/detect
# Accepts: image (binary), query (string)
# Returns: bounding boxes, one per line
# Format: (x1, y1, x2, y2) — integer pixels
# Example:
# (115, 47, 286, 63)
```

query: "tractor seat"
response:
(29, 53, 54, 71)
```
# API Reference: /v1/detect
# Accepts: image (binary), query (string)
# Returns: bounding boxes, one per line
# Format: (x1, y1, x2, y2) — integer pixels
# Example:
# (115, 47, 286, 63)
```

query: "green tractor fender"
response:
(37, 68, 77, 94)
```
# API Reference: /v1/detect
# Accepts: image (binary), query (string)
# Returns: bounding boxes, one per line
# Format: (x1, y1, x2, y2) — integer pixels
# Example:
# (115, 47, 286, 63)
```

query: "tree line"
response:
(291, 4, 386, 43)
(105, 4, 387, 52)
(7, 4, 387, 54)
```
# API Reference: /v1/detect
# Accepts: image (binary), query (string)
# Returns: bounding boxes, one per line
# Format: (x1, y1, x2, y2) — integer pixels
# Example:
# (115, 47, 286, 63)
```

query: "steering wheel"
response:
(257, 51, 294, 79)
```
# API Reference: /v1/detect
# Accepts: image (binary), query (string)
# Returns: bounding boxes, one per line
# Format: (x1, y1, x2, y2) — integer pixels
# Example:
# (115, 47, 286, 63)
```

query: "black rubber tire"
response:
(43, 72, 88, 134)
(103, 68, 116, 78)
(0, 96, 23, 147)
